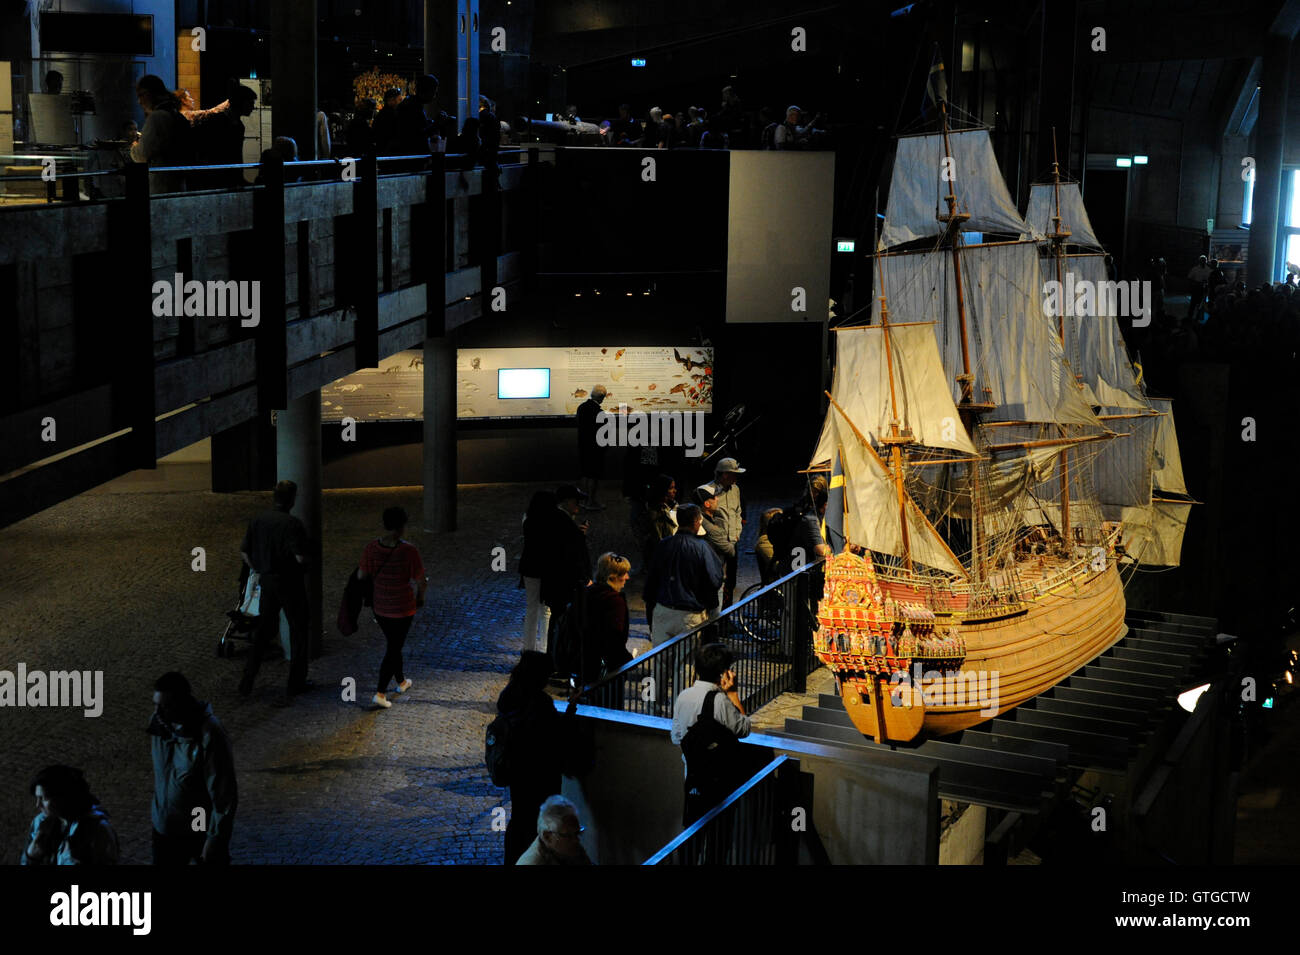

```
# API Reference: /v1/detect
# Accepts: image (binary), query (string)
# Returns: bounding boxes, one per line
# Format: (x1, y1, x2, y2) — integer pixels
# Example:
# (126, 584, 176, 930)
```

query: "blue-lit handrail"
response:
(580, 556, 824, 696)
(641, 754, 790, 865)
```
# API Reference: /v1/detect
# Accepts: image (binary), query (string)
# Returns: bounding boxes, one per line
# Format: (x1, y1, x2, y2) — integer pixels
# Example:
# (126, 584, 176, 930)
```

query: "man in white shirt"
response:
(671, 643, 752, 827)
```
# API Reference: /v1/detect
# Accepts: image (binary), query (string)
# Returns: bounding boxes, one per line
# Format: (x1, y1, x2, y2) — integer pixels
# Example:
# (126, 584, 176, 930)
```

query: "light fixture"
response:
(630, 58, 646, 67)
(1177, 683, 1210, 712)
(1115, 157, 1132, 168)
(1133, 155, 1149, 165)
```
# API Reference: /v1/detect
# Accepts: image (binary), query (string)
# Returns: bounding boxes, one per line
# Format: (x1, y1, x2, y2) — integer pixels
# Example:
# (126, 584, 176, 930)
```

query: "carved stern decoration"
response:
(814, 551, 966, 743)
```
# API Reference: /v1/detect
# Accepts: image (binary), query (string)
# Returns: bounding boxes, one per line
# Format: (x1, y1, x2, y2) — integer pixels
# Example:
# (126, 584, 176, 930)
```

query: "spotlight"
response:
(1177, 683, 1210, 712)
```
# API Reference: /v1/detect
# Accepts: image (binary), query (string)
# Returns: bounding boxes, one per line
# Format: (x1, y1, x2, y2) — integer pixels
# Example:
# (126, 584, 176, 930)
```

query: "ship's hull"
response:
(816, 553, 1127, 743)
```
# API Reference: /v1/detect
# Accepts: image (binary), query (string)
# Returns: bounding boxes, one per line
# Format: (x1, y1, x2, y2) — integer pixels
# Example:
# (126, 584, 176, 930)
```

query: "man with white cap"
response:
(703, 458, 745, 608)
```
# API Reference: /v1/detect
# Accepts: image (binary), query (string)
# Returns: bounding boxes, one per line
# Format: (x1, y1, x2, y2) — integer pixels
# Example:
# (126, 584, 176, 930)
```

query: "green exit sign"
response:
(836, 239, 855, 253)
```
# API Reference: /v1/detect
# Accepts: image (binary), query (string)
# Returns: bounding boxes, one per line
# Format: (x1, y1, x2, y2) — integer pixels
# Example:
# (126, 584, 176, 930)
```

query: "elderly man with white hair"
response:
(516, 795, 593, 865)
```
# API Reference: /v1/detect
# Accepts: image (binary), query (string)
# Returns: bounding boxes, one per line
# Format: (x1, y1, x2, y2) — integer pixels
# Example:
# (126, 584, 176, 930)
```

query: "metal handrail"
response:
(578, 557, 824, 716)
(642, 754, 792, 865)
(592, 557, 822, 686)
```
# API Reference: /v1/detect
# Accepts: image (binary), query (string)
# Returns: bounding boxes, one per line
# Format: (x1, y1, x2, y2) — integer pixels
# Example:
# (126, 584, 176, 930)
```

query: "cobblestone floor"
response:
(0, 477, 786, 865)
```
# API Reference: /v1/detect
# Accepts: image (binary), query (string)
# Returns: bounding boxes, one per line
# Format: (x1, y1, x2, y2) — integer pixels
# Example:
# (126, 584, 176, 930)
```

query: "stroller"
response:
(217, 565, 263, 658)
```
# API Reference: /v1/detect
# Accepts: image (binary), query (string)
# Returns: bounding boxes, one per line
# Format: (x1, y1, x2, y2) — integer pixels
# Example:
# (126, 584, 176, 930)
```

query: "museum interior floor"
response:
(0, 465, 1292, 865)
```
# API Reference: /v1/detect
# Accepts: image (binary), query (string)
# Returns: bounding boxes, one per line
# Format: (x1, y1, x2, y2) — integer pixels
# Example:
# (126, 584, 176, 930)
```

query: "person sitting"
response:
(20, 765, 119, 865)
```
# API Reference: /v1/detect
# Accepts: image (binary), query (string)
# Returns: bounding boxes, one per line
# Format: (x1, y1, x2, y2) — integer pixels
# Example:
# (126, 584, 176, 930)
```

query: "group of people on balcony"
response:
(589, 86, 826, 150)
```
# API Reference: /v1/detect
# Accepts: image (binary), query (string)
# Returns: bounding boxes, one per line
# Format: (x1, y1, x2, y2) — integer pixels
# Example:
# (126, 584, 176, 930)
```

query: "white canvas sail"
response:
(1116, 500, 1191, 567)
(1025, 182, 1103, 249)
(1089, 407, 1157, 508)
(878, 241, 1104, 430)
(910, 444, 1063, 521)
(881, 129, 1030, 247)
(832, 411, 966, 577)
(1039, 252, 1147, 410)
(1147, 397, 1187, 495)
(811, 323, 979, 466)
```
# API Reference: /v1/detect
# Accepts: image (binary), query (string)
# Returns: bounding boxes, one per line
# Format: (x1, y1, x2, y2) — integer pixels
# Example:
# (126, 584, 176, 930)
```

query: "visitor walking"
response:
(358, 506, 428, 709)
(149, 672, 237, 865)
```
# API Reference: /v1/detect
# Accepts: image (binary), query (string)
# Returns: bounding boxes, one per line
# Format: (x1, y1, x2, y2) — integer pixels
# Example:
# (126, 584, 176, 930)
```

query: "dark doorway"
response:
(1083, 168, 1128, 273)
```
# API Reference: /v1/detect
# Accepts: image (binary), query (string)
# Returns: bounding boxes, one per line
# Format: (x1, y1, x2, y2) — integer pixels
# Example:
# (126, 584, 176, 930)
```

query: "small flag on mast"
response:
(824, 447, 847, 553)
(923, 42, 947, 117)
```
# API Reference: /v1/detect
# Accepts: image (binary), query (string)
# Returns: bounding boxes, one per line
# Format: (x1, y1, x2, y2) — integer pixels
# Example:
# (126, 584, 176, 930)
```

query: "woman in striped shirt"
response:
(358, 507, 428, 709)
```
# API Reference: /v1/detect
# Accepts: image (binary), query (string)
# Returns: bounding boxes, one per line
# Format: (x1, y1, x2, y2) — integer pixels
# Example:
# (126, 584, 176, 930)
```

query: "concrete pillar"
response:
(423, 337, 457, 533)
(425, 0, 479, 128)
(277, 390, 324, 654)
(1246, 34, 1291, 288)
(269, 0, 319, 160)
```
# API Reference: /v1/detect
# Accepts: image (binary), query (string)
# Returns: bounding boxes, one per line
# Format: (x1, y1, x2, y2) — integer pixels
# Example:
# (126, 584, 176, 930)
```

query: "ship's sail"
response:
(878, 241, 1105, 430)
(1113, 397, 1191, 567)
(1025, 181, 1103, 249)
(811, 322, 979, 466)
(882, 129, 1030, 247)
(1147, 397, 1187, 496)
(1027, 170, 1190, 567)
(826, 409, 967, 577)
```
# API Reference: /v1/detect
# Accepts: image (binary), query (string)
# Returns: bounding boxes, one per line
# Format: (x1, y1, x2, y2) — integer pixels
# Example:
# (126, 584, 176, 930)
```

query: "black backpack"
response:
(766, 507, 802, 572)
(680, 690, 747, 824)
(485, 712, 514, 787)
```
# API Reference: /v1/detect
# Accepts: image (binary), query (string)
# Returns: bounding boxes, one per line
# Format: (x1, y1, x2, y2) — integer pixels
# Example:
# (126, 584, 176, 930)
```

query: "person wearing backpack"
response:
(671, 643, 752, 827)
(494, 652, 565, 865)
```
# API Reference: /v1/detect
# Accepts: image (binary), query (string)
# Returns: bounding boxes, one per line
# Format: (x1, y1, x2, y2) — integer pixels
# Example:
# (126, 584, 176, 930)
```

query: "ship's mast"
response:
(937, 99, 986, 582)
(1047, 128, 1073, 546)
(875, 254, 914, 572)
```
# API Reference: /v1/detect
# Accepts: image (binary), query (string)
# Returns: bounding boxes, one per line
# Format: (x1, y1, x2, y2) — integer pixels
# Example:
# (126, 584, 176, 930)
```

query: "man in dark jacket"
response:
(238, 480, 311, 700)
(644, 504, 724, 647)
(394, 73, 452, 157)
(149, 672, 237, 865)
(497, 652, 563, 864)
(541, 485, 592, 659)
(576, 384, 608, 510)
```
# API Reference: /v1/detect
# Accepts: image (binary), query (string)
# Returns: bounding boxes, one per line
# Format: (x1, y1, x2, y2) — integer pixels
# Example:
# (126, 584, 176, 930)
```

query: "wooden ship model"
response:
(810, 106, 1189, 743)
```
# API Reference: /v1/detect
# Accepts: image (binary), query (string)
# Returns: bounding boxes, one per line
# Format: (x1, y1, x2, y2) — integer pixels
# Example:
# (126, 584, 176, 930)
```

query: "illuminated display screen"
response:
(498, 368, 551, 399)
